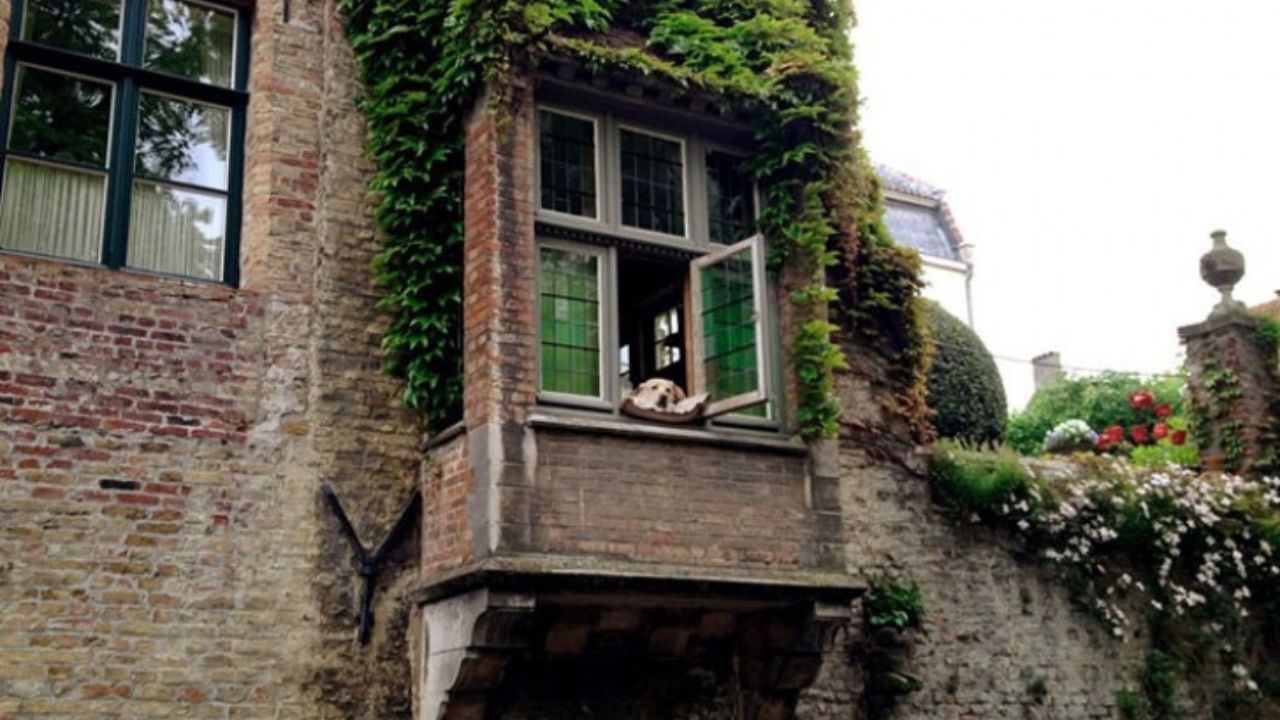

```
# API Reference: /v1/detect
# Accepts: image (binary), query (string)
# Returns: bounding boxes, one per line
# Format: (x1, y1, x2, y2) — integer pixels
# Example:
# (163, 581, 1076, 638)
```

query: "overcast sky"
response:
(851, 1, 1280, 410)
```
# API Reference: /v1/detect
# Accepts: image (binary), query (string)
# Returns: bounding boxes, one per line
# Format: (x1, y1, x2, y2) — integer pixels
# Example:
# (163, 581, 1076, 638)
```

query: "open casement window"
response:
(689, 235, 768, 418)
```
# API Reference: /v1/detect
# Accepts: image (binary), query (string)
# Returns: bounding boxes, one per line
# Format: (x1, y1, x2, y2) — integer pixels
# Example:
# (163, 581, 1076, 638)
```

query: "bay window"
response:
(0, 0, 248, 284)
(536, 105, 773, 424)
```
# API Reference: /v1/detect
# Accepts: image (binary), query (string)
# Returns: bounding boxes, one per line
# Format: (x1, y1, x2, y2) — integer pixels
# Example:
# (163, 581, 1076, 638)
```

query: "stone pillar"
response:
(1180, 231, 1280, 474)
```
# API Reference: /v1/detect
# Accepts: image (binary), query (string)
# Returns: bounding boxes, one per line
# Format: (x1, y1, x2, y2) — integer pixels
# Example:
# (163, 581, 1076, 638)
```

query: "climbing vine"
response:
(339, 0, 928, 436)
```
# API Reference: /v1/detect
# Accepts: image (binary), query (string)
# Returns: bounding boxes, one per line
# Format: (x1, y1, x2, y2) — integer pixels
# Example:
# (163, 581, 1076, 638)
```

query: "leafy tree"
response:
(923, 301, 1007, 447)
(1007, 372, 1187, 456)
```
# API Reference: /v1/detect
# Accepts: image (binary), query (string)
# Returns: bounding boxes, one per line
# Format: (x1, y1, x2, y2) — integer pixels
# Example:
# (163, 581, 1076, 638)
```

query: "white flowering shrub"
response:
(1042, 418, 1100, 454)
(931, 445, 1280, 713)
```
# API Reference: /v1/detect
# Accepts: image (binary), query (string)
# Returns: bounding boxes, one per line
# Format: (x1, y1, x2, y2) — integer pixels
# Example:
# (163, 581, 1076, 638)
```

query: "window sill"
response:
(528, 410, 808, 455)
(0, 248, 238, 293)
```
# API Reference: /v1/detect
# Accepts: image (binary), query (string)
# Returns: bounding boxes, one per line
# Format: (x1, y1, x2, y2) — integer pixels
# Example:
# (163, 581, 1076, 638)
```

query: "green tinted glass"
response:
(700, 247, 759, 403)
(22, 0, 122, 60)
(540, 246, 601, 397)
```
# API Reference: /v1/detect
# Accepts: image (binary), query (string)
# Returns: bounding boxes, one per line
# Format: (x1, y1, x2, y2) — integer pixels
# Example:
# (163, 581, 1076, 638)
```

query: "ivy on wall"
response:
(339, 0, 928, 437)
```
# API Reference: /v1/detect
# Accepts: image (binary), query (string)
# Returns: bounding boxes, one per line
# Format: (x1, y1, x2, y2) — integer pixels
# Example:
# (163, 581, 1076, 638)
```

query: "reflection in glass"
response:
(144, 0, 236, 87)
(128, 182, 226, 281)
(21, 0, 121, 60)
(8, 65, 113, 166)
(0, 159, 107, 262)
(706, 151, 755, 244)
(135, 93, 230, 190)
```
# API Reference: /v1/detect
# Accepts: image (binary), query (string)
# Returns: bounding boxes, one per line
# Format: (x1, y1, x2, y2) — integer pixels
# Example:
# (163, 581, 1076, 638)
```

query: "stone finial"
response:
(1199, 230, 1247, 318)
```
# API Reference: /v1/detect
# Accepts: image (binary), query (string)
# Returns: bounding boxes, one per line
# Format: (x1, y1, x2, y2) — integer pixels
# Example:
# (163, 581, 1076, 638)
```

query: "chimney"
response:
(1032, 352, 1063, 391)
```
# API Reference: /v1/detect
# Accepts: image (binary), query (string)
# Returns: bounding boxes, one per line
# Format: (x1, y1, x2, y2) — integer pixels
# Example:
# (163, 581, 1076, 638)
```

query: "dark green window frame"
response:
(0, 0, 251, 285)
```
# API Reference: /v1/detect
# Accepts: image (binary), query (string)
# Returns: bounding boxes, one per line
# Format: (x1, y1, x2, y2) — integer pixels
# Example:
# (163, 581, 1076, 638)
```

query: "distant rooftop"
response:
(874, 165, 966, 263)
(1253, 293, 1280, 320)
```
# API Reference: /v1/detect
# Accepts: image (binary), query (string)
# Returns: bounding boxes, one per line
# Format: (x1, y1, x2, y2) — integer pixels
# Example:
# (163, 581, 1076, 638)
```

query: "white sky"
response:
(852, 1, 1280, 410)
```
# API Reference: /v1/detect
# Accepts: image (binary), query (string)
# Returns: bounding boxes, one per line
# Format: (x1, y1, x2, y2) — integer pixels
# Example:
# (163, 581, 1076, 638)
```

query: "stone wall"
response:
(803, 356, 1150, 720)
(0, 1, 423, 718)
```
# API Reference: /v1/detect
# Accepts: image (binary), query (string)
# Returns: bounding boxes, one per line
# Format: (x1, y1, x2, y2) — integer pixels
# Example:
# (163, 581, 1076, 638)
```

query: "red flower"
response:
(1155, 404, 1173, 419)
(1129, 391, 1155, 410)
(1153, 423, 1169, 440)
(1106, 425, 1125, 443)
(1097, 436, 1110, 451)
(1130, 425, 1150, 444)
(1171, 430, 1188, 446)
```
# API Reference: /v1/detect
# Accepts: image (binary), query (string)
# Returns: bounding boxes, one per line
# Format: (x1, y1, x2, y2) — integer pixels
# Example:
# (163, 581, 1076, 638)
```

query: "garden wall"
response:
(812, 357, 1156, 719)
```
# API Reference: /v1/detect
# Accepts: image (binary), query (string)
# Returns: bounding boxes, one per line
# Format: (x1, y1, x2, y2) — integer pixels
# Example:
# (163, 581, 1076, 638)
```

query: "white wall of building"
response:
(919, 256, 971, 327)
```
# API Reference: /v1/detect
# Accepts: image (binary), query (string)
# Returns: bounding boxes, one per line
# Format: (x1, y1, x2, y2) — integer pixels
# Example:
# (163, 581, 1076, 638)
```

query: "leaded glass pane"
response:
(539, 111, 597, 218)
(706, 151, 755, 244)
(620, 129, 684, 236)
(540, 246, 601, 397)
(135, 92, 231, 191)
(21, 0, 122, 60)
(8, 65, 113, 167)
(144, 0, 237, 87)
(699, 247, 760, 403)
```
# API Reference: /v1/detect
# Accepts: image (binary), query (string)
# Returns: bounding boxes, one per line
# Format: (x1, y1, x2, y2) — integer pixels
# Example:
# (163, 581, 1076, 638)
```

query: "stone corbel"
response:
(420, 589, 536, 720)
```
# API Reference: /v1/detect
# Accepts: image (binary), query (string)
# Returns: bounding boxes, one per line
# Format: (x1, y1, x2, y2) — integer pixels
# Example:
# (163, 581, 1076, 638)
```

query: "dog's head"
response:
(631, 378, 687, 409)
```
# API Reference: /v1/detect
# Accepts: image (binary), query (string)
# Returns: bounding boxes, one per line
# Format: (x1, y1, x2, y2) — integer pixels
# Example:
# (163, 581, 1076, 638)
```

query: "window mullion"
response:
(103, 77, 138, 269)
(121, 0, 148, 67)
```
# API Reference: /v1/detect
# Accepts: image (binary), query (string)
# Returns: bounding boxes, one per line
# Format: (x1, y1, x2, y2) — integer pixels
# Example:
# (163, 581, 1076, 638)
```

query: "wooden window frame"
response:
(0, 0, 251, 285)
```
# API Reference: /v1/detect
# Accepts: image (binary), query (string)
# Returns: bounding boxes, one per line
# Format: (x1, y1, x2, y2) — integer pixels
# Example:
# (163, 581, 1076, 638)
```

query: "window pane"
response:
(540, 246, 601, 397)
(21, 0, 121, 60)
(128, 181, 226, 281)
(144, 0, 236, 87)
(620, 129, 684, 236)
(135, 93, 230, 191)
(539, 111, 596, 218)
(706, 151, 755, 244)
(8, 66, 113, 167)
(0, 159, 106, 262)
(699, 247, 760, 402)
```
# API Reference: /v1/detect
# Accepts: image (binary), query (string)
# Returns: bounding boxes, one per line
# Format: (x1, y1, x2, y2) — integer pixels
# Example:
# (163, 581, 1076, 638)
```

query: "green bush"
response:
(923, 301, 1007, 447)
(865, 573, 926, 631)
(1007, 372, 1186, 456)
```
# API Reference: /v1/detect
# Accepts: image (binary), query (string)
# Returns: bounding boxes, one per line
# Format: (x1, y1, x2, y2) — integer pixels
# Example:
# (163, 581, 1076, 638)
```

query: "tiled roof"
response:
(1252, 295, 1280, 319)
(875, 164, 945, 201)
(874, 165, 966, 263)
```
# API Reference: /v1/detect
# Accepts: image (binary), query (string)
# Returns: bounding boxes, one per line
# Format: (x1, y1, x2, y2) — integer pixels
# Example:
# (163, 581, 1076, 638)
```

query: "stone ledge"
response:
(1178, 310, 1261, 339)
(528, 411, 809, 455)
(413, 554, 862, 606)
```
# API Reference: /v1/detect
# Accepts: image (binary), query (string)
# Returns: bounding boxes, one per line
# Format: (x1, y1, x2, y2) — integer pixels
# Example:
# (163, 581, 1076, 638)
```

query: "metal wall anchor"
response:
(322, 483, 421, 644)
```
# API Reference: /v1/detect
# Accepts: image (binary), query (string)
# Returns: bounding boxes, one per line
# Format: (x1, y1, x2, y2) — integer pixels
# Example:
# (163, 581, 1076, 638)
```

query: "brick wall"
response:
(523, 431, 825, 571)
(0, 1, 423, 718)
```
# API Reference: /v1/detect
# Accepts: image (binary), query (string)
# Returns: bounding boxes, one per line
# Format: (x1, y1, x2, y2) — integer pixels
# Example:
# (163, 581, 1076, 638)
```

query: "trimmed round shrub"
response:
(923, 301, 1007, 446)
